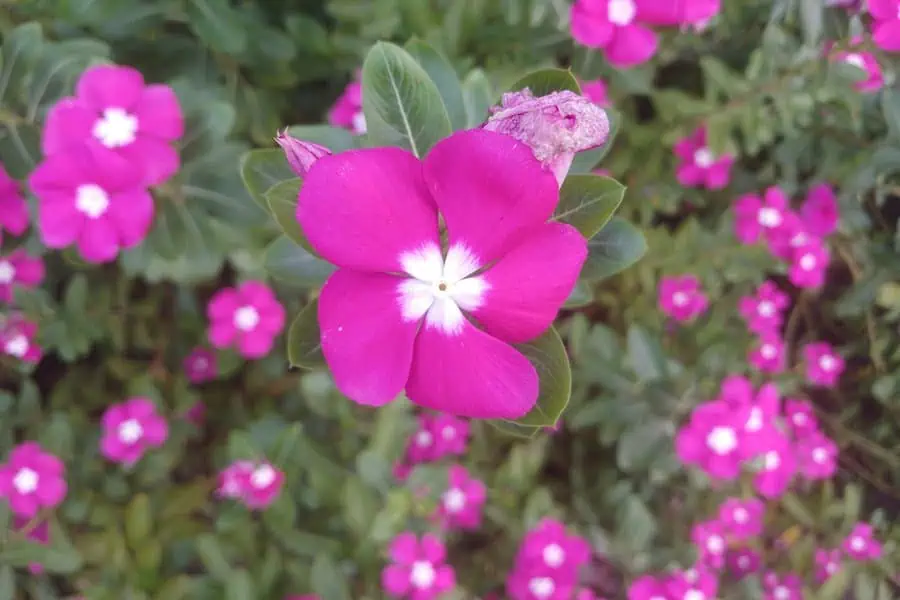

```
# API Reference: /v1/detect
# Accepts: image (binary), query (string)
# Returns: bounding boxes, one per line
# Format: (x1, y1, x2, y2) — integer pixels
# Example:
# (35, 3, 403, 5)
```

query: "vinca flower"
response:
(100, 397, 169, 466)
(0, 442, 67, 518)
(207, 281, 286, 359)
(0, 250, 44, 303)
(673, 126, 734, 190)
(0, 164, 29, 241)
(382, 532, 456, 599)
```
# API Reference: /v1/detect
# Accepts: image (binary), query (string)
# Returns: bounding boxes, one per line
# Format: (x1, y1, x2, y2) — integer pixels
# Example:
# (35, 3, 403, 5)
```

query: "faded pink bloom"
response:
(796, 430, 838, 480)
(834, 47, 884, 92)
(727, 547, 761, 579)
(733, 187, 788, 245)
(581, 79, 610, 106)
(789, 240, 830, 289)
(100, 397, 168, 466)
(217, 460, 254, 499)
(0, 250, 44, 303)
(753, 433, 797, 499)
(275, 131, 331, 178)
(674, 127, 733, 190)
(436, 465, 486, 530)
(0, 164, 29, 240)
(675, 400, 743, 480)
(328, 79, 365, 134)
(0, 442, 67, 518)
(815, 548, 842, 583)
(299, 130, 587, 418)
(483, 89, 610, 185)
(207, 281, 286, 359)
(1, 316, 41, 363)
(800, 184, 839, 237)
(784, 398, 818, 437)
(868, 0, 900, 52)
(242, 462, 284, 509)
(382, 532, 455, 599)
(762, 572, 803, 600)
(43, 64, 183, 186)
(719, 497, 765, 540)
(13, 516, 50, 575)
(842, 523, 882, 560)
(570, 0, 658, 68)
(738, 280, 789, 335)
(691, 520, 728, 569)
(803, 342, 844, 387)
(627, 575, 670, 600)
(748, 335, 786, 374)
(183, 347, 217, 384)
(659, 274, 708, 322)
(512, 518, 592, 582)
(28, 144, 154, 263)
(284, 597, 319, 600)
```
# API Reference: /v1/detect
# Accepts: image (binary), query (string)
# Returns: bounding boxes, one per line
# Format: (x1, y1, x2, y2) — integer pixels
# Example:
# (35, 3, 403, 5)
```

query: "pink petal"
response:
(405, 318, 538, 419)
(133, 85, 184, 141)
(676, 163, 704, 186)
(100, 432, 126, 461)
(382, 565, 411, 595)
(77, 217, 120, 263)
(868, 0, 898, 21)
(238, 330, 275, 358)
(142, 415, 169, 445)
(41, 99, 95, 155)
(33, 452, 64, 477)
(107, 189, 154, 247)
(874, 20, 900, 52)
(208, 289, 240, 320)
(10, 492, 38, 518)
(471, 222, 586, 343)
(102, 403, 127, 428)
(297, 148, 439, 273)
(423, 129, 559, 266)
(118, 137, 180, 186)
(35, 477, 66, 506)
(76, 65, 145, 109)
(209, 322, 236, 348)
(605, 25, 658, 68)
(420, 534, 445, 562)
(318, 269, 419, 406)
(389, 532, 419, 564)
(705, 160, 732, 189)
(638, 0, 720, 25)
(127, 397, 156, 419)
(570, 6, 614, 47)
(38, 198, 83, 248)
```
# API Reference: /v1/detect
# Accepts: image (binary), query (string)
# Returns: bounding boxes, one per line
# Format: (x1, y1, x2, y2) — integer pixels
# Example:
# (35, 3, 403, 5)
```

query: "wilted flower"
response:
(842, 523, 883, 560)
(803, 342, 844, 387)
(0, 250, 44, 303)
(867, 0, 900, 52)
(382, 532, 455, 599)
(674, 126, 733, 190)
(0, 442, 67, 518)
(738, 280, 789, 335)
(0, 164, 29, 240)
(184, 401, 206, 427)
(570, 0, 659, 68)
(329, 77, 366, 134)
(207, 281, 286, 359)
(100, 397, 169, 466)
(275, 131, 331, 178)
(183, 347, 217, 384)
(658, 274, 708, 322)
(436, 465, 486, 530)
(483, 89, 610, 185)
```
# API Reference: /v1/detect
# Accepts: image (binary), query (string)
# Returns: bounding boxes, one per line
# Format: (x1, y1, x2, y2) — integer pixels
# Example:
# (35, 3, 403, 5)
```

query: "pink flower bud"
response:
(275, 131, 331, 178)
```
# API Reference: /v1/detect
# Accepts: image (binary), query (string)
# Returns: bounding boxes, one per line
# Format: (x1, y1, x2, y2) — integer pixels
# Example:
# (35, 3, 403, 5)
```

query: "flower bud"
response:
(482, 88, 609, 185)
(275, 130, 331, 177)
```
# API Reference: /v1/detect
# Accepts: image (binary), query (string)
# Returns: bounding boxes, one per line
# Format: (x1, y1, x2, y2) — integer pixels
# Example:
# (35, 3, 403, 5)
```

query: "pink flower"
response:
(639, 0, 720, 25)
(0, 165, 29, 239)
(738, 281, 789, 335)
(727, 547, 761, 579)
(766, 210, 813, 261)
(581, 79, 609, 106)
(28, 144, 154, 263)
(570, 0, 658, 68)
(298, 130, 588, 418)
(748, 335, 786, 374)
(275, 131, 331, 178)
(691, 520, 728, 568)
(659, 275, 708, 322)
(627, 575, 669, 600)
(842, 523, 882, 560)
(753, 433, 797, 499)
(0, 442, 67, 518)
(783, 398, 817, 437)
(42, 64, 183, 186)
(242, 462, 284, 509)
(0, 250, 44, 303)
(513, 518, 592, 581)
(207, 281, 286, 359)
(814, 548, 842, 583)
(1, 316, 41, 363)
(100, 397, 169, 466)
(436, 465, 486, 530)
(803, 342, 844, 387)
(675, 400, 743, 480)
(184, 401, 206, 426)
(430, 414, 470, 457)
(789, 239, 830, 289)
(666, 567, 718, 600)
(733, 187, 788, 245)
(183, 347, 217, 384)
(736, 383, 782, 458)
(285, 597, 319, 600)
(719, 497, 764, 540)
(217, 460, 254, 499)
(833, 48, 884, 92)
(868, 0, 900, 52)
(329, 79, 366, 134)
(13, 516, 50, 575)
(674, 127, 733, 190)
(483, 89, 610, 186)
(796, 430, 838, 480)
(382, 532, 455, 599)
(507, 569, 575, 600)
(718, 374, 753, 406)
(800, 184, 839, 237)
(762, 572, 802, 600)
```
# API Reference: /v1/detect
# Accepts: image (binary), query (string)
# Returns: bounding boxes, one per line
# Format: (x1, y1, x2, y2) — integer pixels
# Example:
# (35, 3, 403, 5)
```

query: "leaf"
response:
(0, 566, 13, 600)
(462, 68, 493, 127)
(0, 23, 44, 106)
(799, 0, 824, 46)
(285, 124, 356, 153)
(569, 108, 621, 173)
(361, 41, 452, 157)
(195, 534, 230, 580)
(580, 217, 647, 282)
(265, 179, 313, 251)
(185, 0, 248, 55)
(554, 174, 625, 238)
(263, 236, 335, 287)
(507, 326, 571, 428)
(225, 569, 256, 600)
(125, 493, 153, 548)
(286, 299, 325, 369)
(0, 540, 83, 574)
(405, 39, 467, 130)
(311, 554, 351, 600)
(563, 281, 594, 309)
(240, 148, 295, 209)
(817, 567, 853, 600)
(509, 68, 581, 96)
(626, 325, 668, 382)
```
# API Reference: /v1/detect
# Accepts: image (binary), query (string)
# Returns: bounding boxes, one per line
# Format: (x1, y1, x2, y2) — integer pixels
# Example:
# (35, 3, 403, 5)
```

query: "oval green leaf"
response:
(509, 68, 581, 96)
(581, 217, 647, 282)
(264, 178, 316, 253)
(507, 326, 571, 428)
(263, 236, 334, 287)
(240, 148, 295, 209)
(405, 39, 467, 130)
(360, 41, 452, 157)
(554, 174, 626, 239)
(287, 299, 325, 369)
(285, 124, 356, 153)
(563, 281, 594, 309)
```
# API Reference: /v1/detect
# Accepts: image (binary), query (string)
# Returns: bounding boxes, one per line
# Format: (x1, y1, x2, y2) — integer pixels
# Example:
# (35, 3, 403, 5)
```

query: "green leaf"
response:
(311, 554, 351, 600)
(240, 148, 295, 209)
(817, 567, 853, 600)
(626, 325, 668, 382)
(287, 299, 325, 369)
(507, 326, 571, 428)
(263, 236, 334, 287)
(361, 41, 452, 157)
(286, 125, 356, 153)
(125, 493, 153, 548)
(265, 179, 314, 251)
(185, 0, 248, 55)
(405, 39, 467, 130)
(569, 108, 621, 173)
(225, 569, 255, 600)
(195, 534, 230, 580)
(580, 217, 647, 282)
(509, 68, 581, 96)
(554, 174, 625, 238)
(462, 68, 493, 128)
(0, 540, 83, 574)
(0, 566, 13, 600)
(0, 23, 44, 106)
(563, 281, 594, 309)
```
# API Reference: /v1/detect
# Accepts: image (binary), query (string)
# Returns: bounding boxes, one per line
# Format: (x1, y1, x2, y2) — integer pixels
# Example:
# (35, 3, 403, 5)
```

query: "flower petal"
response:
(405, 318, 538, 418)
(76, 65, 145, 109)
(389, 532, 419, 564)
(238, 331, 275, 358)
(118, 137, 180, 186)
(297, 148, 439, 273)
(77, 217, 119, 263)
(605, 25, 658, 68)
(382, 565, 411, 595)
(318, 269, 419, 406)
(133, 85, 184, 140)
(868, 0, 898, 21)
(570, 6, 614, 47)
(874, 20, 900, 52)
(423, 129, 559, 266)
(107, 190, 154, 248)
(38, 198, 83, 249)
(471, 222, 586, 343)
(42, 99, 95, 155)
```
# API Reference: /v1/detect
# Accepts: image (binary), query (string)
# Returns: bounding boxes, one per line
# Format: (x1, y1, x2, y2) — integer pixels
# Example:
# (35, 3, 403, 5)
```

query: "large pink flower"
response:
(868, 0, 900, 52)
(207, 281, 286, 359)
(0, 250, 44, 303)
(28, 145, 154, 263)
(0, 442, 67, 518)
(297, 130, 587, 419)
(42, 64, 183, 186)
(571, 0, 658, 68)
(100, 397, 169, 466)
(0, 164, 29, 240)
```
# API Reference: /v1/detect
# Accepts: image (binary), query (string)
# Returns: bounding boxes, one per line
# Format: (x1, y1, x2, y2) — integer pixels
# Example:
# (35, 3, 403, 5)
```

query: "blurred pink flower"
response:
(640, 0, 720, 25)
(748, 335, 786, 374)
(431, 413, 471, 458)
(217, 460, 254, 499)
(100, 397, 168, 466)
(0, 250, 44, 303)
(719, 497, 765, 540)
(726, 547, 761, 579)
(570, 0, 658, 68)
(183, 347, 217, 384)
(789, 239, 830, 289)
(833, 47, 884, 92)
(0, 442, 67, 518)
(718, 374, 753, 406)
(815, 548, 842, 583)
(581, 79, 609, 106)
(675, 400, 743, 480)
(674, 127, 733, 190)
(762, 572, 803, 600)
(800, 183, 839, 237)
(507, 569, 575, 600)
(184, 401, 206, 427)
(329, 79, 366, 134)
(734, 187, 788, 245)
(0, 164, 29, 240)
(513, 518, 592, 582)
(796, 430, 838, 480)
(43, 64, 183, 186)
(207, 281, 286, 359)
(243, 462, 285, 509)
(665, 566, 718, 600)
(738, 280, 789, 335)
(766, 209, 814, 261)
(803, 342, 844, 387)
(382, 532, 456, 599)
(627, 575, 670, 600)
(783, 398, 817, 437)
(13, 516, 49, 575)
(1, 316, 42, 363)
(436, 465, 486, 531)
(691, 520, 728, 568)
(868, 0, 900, 52)
(658, 274, 708, 322)
(753, 433, 797, 499)
(736, 383, 782, 457)
(842, 523, 882, 560)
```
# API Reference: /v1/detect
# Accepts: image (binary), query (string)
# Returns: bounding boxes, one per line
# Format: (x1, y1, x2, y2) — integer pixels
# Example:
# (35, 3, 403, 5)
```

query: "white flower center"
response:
(398, 243, 488, 336)
(75, 183, 110, 219)
(774, 586, 791, 600)
(410, 560, 436, 589)
(745, 407, 764, 431)
(672, 291, 690, 307)
(733, 507, 749, 523)
(528, 577, 555, 598)
(93, 107, 138, 148)
(758, 207, 782, 228)
(250, 464, 276, 489)
(542, 543, 566, 568)
(737, 555, 750, 569)
(757, 301, 775, 317)
(792, 412, 808, 426)
(194, 357, 207, 370)
(844, 53, 866, 69)
(352, 111, 367, 134)
(799, 253, 816, 271)
(607, 0, 636, 26)
(764, 450, 781, 470)
(5, 334, 28, 357)
(706, 426, 737, 455)
(850, 536, 866, 552)
(443, 487, 466, 513)
(13, 467, 39, 494)
(694, 147, 714, 168)
(706, 535, 725, 554)
(233, 306, 260, 332)
(791, 232, 809, 248)
(0, 260, 15, 284)
(819, 355, 836, 371)
(118, 418, 143, 444)
(760, 344, 777, 359)
(684, 591, 705, 600)
(826, 561, 838, 574)
(441, 425, 456, 440)
(415, 430, 433, 447)
(812, 447, 829, 464)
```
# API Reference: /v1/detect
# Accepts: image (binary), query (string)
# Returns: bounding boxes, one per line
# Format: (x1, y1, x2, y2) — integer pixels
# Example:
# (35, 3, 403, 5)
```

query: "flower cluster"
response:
(217, 460, 285, 510)
(506, 519, 593, 599)
(395, 413, 471, 480)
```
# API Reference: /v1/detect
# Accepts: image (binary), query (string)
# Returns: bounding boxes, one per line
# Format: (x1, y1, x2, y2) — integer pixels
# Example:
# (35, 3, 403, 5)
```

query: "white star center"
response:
(819, 355, 836, 371)
(607, 0, 636, 26)
(672, 291, 689, 307)
(706, 426, 737, 455)
(528, 577, 555, 598)
(250, 464, 276, 489)
(75, 183, 110, 218)
(799, 254, 816, 271)
(706, 535, 725, 554)
(410, 561, 435, 589)
(13, 467, 39, 494)
(760, 344, 777, 359)
(0, 261, 15, 284)
(415, 430, 433, 447)
(758, 207, 782, 228)
(233, 306, 260, 332)
(542, 543, 565, 568)
(93, 107, 138, 148)
(843, 53, 866, 70)
(812, 447, 829, 464)
(352, 111, 367, 134)
(774, 587, 791, 600)
(733, 507, 749, 523)
(118, 418, 144, 444)
(443, 487, 466, 513)
(5, 334, 28, 357)
(694, 147, 714, 168)
(764, 450, 781, 470)
(757, 301, 775, 317)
